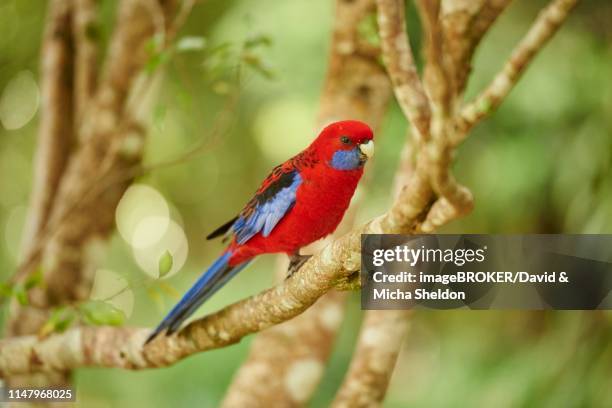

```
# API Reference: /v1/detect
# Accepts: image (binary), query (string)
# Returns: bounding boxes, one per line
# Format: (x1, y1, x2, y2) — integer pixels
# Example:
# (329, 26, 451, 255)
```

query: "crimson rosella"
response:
(146, 120, 374, 342)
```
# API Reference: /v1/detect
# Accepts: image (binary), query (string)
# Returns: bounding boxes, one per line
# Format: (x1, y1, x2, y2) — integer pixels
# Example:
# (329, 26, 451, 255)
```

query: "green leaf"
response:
(14, 285, 28, 306)
(477, 98, 493, 115)
(0, 282, 13, 298)
(176, 36, 206, 52)
(24, 267, 44, 290)
(357, 12, 380, 46)
(80, 300, 126, 326)
(145, 33, 164, 55)
(244, 33, 272, 50)
(206, 42, 233, 56)
(241, 52, 275, 79)
(145, 50, 171, 74)
(55, 314, 75, 332)
(202, 42, 236, 80)
(40, 307, 75, 336)
(158, 250, 174, 278)
(144, 34, 169, 74)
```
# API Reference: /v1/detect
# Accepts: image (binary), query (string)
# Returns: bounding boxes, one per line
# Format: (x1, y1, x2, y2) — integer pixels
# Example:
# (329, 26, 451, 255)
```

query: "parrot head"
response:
(311, 120, 375, 171)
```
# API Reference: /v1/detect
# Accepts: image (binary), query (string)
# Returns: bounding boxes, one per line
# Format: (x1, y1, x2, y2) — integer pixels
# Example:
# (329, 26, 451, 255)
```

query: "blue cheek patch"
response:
(330, 148, 362, 170)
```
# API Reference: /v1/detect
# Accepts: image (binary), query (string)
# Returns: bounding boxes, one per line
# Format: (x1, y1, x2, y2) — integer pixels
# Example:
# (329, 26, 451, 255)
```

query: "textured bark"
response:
(11, 0, 179, 335)
(8, 2, 77, 399)
(21, 0, 75, 259)
(377, 0, 472, 225)
(418, 0, 474, 214)
(6, 0, 181, 391)
(331, 310, 411, 408)
(441, 0, 512, 94)
(418, 0, 453, 115)
(72, 0, 98, 125)
(222, 2, 391, 406)
(376, 0, 431, 140)
(221, 288, 346, 407)
(317, 0, 391, 127)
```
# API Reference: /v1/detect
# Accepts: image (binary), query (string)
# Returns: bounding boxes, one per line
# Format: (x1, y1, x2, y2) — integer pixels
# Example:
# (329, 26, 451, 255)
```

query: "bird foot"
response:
(286, 254, 312, 279)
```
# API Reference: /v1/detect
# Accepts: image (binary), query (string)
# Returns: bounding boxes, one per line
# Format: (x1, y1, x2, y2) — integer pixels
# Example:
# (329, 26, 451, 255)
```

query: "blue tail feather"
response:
(146, 251, 250, 343)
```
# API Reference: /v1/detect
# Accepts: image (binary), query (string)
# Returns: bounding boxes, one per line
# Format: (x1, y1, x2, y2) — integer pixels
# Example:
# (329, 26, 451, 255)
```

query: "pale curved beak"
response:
(359, 140, 375, 160)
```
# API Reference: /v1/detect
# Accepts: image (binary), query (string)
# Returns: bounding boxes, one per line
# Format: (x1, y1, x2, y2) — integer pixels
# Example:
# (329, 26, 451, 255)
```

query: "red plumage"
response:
(228, 120, 374, 265)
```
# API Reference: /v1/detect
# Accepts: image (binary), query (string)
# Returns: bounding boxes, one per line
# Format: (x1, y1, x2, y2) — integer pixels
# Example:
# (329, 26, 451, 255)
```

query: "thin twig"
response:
(457, 0, 579, 140)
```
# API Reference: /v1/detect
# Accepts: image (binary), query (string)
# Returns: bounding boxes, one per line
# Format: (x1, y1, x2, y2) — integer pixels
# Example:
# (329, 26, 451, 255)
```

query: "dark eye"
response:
(340, 136, 351, 144)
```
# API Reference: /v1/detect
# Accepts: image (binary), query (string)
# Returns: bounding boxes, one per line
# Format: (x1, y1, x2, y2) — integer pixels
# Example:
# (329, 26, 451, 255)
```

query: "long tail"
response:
(145, 250, 250, 343)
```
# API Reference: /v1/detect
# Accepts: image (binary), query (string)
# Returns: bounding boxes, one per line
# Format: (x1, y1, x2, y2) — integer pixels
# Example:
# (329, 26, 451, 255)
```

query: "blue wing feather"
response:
(233, 170, 302, 244)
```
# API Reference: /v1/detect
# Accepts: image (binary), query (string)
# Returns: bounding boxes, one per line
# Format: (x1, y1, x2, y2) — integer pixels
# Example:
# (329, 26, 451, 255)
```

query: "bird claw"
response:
(286, 254, 312, 279)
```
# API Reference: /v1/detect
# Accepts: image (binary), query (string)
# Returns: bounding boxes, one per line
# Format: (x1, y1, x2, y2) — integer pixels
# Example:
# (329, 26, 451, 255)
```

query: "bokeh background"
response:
(1, 0, 611, 406)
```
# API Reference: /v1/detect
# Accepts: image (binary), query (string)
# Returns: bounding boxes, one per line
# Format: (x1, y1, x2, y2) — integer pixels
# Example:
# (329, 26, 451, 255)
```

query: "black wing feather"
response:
(205, 152, 313, 243)
(206, 216, 239, 240)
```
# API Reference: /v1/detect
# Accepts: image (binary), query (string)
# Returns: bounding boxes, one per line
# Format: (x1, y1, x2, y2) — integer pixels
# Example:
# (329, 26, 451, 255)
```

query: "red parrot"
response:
(146, 120, 374, 342)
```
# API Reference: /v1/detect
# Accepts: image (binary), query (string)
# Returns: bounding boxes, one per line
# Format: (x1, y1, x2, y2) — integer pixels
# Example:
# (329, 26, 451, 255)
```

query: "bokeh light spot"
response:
(0, 70, 40, 130)
(115, 184, 170, 247)
(253, 99, 315, 163)
(133, 220, 188, 279)
(131, 216, 172, 249)
(3, 205, 27, 261)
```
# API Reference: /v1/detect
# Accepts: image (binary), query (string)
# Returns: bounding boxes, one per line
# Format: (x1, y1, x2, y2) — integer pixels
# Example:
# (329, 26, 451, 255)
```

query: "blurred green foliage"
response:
(0, 0, 610, 407)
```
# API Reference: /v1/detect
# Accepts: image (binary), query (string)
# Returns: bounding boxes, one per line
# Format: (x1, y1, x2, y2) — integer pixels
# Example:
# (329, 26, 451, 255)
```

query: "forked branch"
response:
(458, 0, 579, 137)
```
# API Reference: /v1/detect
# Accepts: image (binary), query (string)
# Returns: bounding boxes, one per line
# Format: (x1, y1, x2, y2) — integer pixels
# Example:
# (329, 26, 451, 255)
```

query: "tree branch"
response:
(458, 0, 579, 136)
(5, 0, 184, 393)
(221, 287, 346, 407)
(331, 310, 411, 408)
(376, 0, 431, 141)
(20, 0, 75, 259)
(318, 0, 390, 126)
(10, 0, 181, 336)
(0, 164, 438, 378)
(418, 0, 453, 115)
(441, 0, 512, 94)
(72, 0, 98, 125)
